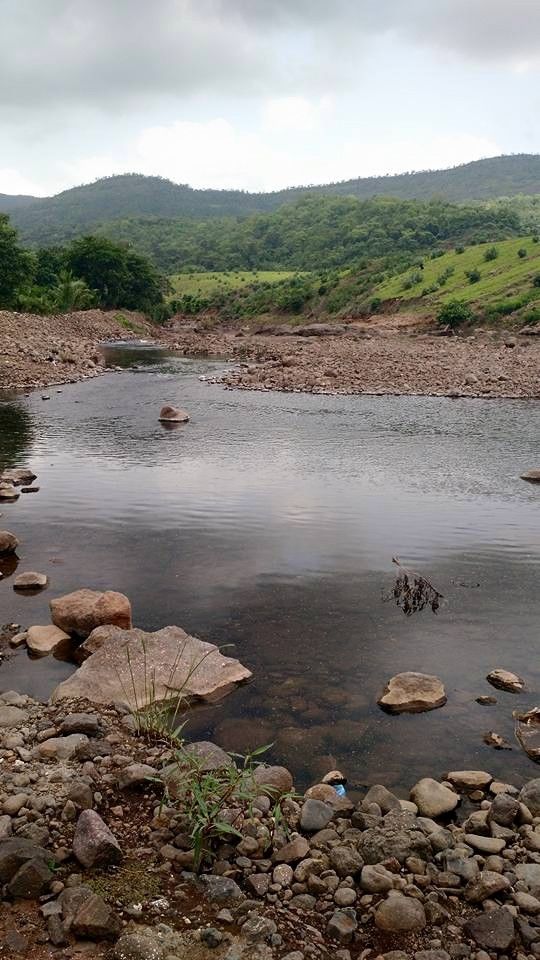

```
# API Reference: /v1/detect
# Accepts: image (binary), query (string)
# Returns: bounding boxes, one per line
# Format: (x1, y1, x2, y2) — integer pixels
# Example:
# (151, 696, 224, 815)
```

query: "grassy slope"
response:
(169, 271, 301, 297)
(374, 237, 540, 309)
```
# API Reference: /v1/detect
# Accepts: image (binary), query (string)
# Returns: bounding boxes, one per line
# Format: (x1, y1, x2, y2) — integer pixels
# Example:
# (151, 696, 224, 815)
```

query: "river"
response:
(1, 343, 539, 793)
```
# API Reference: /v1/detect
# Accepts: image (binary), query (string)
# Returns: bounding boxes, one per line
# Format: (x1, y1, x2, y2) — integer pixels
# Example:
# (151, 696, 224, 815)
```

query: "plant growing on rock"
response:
(384, 557, 444, 616)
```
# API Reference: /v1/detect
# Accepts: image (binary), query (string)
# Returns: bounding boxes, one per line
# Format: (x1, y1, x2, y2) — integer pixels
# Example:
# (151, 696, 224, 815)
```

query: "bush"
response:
(533, 274, 540, 288)
(370, 297, 382, 312)
(484, 246, 499, 262)
(518, 248, 528, 259)
(402, 270, 423, 290)
(430, 249, 445, 260)
(465, 269, 481, 284)
(533, 235, 539, 244)
(437, 299, 475, 328)
(455, 245, 465, 255)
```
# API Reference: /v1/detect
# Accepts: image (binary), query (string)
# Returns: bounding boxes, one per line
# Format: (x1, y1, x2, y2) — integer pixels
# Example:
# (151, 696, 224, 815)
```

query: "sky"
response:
(0, 0, 539, 197)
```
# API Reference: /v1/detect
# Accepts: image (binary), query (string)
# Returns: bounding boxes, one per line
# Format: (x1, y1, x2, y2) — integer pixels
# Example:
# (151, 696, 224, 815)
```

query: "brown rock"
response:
(521, 469, 540, 483)
(0, 531, 19, 555)
(1, 468, 36, 486)
(27, 624, 70, 657)
(252, 765, 294, 797)
(158, 405, 190, 422)
(487, 669, 524, 693)
(378, 672, 447, 713)
(50, 588, 132, 638)
(13, 571, 48, 591)
(72, 810, 122, 868)
(273, 836, 310, 863)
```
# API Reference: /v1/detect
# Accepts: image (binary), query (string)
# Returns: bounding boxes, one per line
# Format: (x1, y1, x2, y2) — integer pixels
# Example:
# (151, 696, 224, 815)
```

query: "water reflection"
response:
(0, 400, 33, 471)
(1, 346, 539, 793)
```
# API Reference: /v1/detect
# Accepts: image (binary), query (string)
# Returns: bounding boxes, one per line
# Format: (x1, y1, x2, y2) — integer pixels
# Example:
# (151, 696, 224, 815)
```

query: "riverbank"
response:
(3, 689, 540, 959)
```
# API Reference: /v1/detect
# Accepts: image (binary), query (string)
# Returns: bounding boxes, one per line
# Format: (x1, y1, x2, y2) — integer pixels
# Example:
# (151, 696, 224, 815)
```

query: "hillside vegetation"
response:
(1, 156, 540, 244)
(170, 270, 299, 296)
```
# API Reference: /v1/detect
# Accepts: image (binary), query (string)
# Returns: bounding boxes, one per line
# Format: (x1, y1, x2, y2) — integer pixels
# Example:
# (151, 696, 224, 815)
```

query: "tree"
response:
(437, 299, 475, 329)
(0, 214, 34, 307)
(65, 235, 165, 310)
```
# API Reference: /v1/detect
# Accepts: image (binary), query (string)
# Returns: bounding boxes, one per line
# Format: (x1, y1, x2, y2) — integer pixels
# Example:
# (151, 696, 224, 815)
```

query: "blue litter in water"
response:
(334, 784, 346, 797)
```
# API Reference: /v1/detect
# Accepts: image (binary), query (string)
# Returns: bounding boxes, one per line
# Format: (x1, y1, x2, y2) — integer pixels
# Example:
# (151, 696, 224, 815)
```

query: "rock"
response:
(464, 870, 511, 902)
(8, 857, 52, 898)
(0, 483, 19, 501)
(27, 624, 70, 656)
(378, 672, 446, 713)
(68, 782, 94, 810)
(335, 887, 357, 906)
(59, 712, 100, 735)
(515, 863, 540, 896)
(38, 734, 89, 760)
(50, 588, 132, 637)
(117, 763, 157, 789)
(363, 784, 401, 813)
(360, 864, 396, 893)
(515, 708, 540, 761)
(464, 908, 515, 951)
(0, 838, 48, 882)
(158, 405, 190, 422)
(246, 874, 270, 897)
(72, 810, 122, 868)
(3, 793, 29, 815)
(0, 816, 12, 840)
(329, 844, 363, 877)
(0, 531, 18, 554)
(161, 742, 231, 797)
(113, 933, 165, 960)
(300, 798, 334, 831)
(13, 571, 48, 591)
(1, 468, 36, 486)
(0, 706, 27, 728)
(446, 770, 492, 791)
(51, 624, 251, 706)
(464, 834, 506, 854)
(359, 810, 431, 864)
(486, 668, 524, 692)
(513, 891, 540, 914)
(489, 793, 520, 826)
(273, 864, 293, 885)
(327, 908, 358, 942)
(273, 836, 310, 863)
(72, 892, 122, 939)
(375, 894, 427, 932)
(521, 469, 540, 482)
(410, 778, 459, 817)
(520, 779, 540, 816)
(242, 915, 277, 941)
(200, 875, 244, 902)
(253, 765, 294, 797)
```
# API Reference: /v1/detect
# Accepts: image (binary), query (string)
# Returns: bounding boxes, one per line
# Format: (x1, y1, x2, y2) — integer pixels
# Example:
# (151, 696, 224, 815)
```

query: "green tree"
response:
(66, 235, 165, 310)
(0, 214, 34, 307)
(437, 299, 475, 328)
(51, 271, 95, 312)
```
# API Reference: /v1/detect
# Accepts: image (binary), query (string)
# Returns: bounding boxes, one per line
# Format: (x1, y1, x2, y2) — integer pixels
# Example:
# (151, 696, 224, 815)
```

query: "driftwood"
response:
(385, 557, 444, 616)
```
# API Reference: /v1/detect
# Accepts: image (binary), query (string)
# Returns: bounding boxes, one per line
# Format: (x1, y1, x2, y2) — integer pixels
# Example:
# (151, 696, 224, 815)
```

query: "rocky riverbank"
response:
(0, 310, 156, 391)
(3, 690, 540, 960)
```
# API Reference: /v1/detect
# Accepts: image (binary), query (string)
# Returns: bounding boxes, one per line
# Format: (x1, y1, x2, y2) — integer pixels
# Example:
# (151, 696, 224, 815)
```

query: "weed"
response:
(384, 557, 444, 616)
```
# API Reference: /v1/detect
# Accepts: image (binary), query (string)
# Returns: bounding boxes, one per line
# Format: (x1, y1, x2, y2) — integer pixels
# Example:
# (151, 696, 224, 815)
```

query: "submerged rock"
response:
(0, 483, 19, 501)
(0, 530, 18, 555)
(50, 588, 132, 638)
(13, 571, 48, 591)
(378, 672, 447, 713)
(514, 708, 540, 761)
(51, 624, 252, 707)
(158, 404, 189, 422)
(1, 468, 36, 486)
(487, 668, 524, 693)
(27, 624, 70, 656)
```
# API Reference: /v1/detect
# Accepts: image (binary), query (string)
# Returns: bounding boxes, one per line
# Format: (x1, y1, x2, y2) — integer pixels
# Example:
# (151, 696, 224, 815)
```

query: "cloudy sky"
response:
(1, 0, 539, 197)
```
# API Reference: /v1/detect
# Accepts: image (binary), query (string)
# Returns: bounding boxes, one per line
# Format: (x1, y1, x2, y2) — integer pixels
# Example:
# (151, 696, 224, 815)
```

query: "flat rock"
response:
(59, 712, 100, 735)
(465, 907, 515, 951)
(72, 810, 122, 868)
(51, 624, 251, 707)
(300, 798, 335, 832)
(50, 588, 132, 638)
(378, 672, 446, 713)
(27, 624, 70, 656)
(158, 404, 189, 422)
(72, 892, 122, 939)
(38, 734, 89, 760)
(464, 833, 506, 854)
(273, 836, 310, 863)
(521, 469, 540, 482)
(0, 483, 19, 501)
(0, 531, 18, 555)
(446, 770, 492, 791)
(487, 668, 524, 692)
(1, 468, 36, 486)
(13, 571, 48, 591)
(515, 708, 540, 761)
(375, 894, 427, 932)
(0, 705, 27, 728)
(410, 778, 459, 817)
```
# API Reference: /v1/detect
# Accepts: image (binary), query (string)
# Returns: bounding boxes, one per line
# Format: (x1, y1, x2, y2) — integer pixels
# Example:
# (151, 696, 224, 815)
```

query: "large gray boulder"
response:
(51, 624, 252, 707)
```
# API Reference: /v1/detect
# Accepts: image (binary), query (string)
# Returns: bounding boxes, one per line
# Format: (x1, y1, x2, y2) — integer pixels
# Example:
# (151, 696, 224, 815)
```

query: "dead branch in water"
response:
(385, 556, 444, 616)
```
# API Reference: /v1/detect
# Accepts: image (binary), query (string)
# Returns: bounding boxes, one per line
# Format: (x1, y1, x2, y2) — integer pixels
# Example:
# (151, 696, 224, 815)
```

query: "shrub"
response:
(518, 248, 528, 259)
(430, 249, 445, 260)
(533, 274, 540, 288)
(437, 299, 475, 328)
(465, 269, 481, 284)
(455, 245, 465, 255)
(370, 297, 382, 312)
(533, 235, 539, 244)
(402, 270, 423, 290)
(484, 246, 499, 262)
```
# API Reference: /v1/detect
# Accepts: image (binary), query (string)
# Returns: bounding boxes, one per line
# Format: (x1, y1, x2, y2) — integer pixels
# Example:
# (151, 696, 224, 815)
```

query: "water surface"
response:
(1, 343, 539, 794)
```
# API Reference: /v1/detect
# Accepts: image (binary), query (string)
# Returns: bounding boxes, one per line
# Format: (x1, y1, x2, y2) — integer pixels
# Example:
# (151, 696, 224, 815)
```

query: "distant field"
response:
(374, 236, 540, 308)
(169, 270, 301, 298)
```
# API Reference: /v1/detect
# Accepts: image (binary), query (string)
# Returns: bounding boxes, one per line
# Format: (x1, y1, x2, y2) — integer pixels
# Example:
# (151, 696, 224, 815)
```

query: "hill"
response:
(1, 154, 539, 245)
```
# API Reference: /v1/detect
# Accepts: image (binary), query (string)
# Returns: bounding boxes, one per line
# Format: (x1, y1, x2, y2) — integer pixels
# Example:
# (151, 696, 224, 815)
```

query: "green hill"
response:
(1, 154, 539, 246)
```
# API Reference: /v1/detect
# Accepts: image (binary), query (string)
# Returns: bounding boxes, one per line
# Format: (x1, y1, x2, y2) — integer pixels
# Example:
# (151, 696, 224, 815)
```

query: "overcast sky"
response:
(1, 0, 539, 197)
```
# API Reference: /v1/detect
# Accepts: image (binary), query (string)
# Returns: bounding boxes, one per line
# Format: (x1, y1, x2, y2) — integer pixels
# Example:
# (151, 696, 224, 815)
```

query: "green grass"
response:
(169, 270, 301, 298)
(373, 236, 540, 310)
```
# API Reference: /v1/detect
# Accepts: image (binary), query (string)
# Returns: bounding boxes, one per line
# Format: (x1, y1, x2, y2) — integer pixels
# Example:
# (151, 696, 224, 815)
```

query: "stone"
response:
(117, 763, 157, 789)
(464, 908, 515, 951)
(520, 779, 540, 817)
(38, 734, 89, 760)
(0, 483, 19, 501)
(3, 793, 29, 815)
(410, 778, 459, 817)
(50, 588, 132, 638)
(0, 530, 19, 554)
(464, 870, 511, 902)
(378, 672, 446, 713)
(514, 863, 540, 896)
(363, 784, 401, 813)
(514, 891, 540, 914)
(359, 810, 431, 864)
(51, 624, 251, 706)
(360, 864, 397, 893)
(72, 810, 122, 868)
(200, 928, 223, 948)
(487, 668, 524, 693)
(159, 404, 190, 423)
(68, 782, 94, 809)
(375, 895, 427, 933)
(0, 838, 48, 882)
(335, 887, 357, 906)
(273, 836, 310, 863)
(0, 705, 26, 728)
(252, 764, 294, 797)
(1, 468, 36, 486)
(200, 875, 244, 902)
(246, 874, 270, 897)
(8, 857, 52, 898)
(489, 793, 520, 826)
(329, 844, 363, 877)
(521, 469, 540, 483)
(13, 571, 48, 591)
(59, 712, 100, 735)
(300, 798, 334, 831)
(113, 933, 165, 960)
(242, 915, 277, 941)
(464, 834, 506, 854)
(515, 709, 540, 761)
(273, 864, 293, 885)
(446, 770, 492, 791)
(72, 892, 122, 939)
(327, 908, 358, 942)
(0, 816, 12, 840)
(27, 624, 70, 656)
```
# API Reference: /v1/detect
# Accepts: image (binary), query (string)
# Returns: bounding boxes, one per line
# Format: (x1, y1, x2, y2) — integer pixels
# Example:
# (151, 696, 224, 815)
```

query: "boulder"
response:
(378, 672, 446, 713)
(487, 668, 524, 692)
(158, 405, 190, 423)
(13, 571, 48, 591)
(359, 810, 431, 864)
(515, 708, 540, 761)
(0, 705, 27, 728)
(446, 770, 492, 791)
(0, 483, 19, 501)
(253, 765, 294, 797)
(50, 588, 132, 638)
(51, 624, 251, 707)
(521, 469, 540, 482)
(8, 857, 52, 898)
(0, 531, 18, 555)
(72, 810, 122, 868)
(0, 838, 49, 882)
(520, 779, 540, 817)
(300, 798, 334, 832)
(465, 908, 515, 951)
(410, 778, 459, 817)
(27, 624, 70, 657)
(1, 468, 36, 487)
(375, 894, 426, 932)
(72, 893, 122, 939)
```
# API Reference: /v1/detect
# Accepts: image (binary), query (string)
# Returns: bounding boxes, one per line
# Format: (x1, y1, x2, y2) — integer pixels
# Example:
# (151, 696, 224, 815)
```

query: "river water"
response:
(1, 343, 539, 794)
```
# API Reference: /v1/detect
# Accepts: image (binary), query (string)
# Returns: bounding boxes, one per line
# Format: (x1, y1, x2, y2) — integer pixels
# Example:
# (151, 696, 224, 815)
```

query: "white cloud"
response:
(0, 168, 43, 196)
(261, 96, 333, 133)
